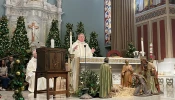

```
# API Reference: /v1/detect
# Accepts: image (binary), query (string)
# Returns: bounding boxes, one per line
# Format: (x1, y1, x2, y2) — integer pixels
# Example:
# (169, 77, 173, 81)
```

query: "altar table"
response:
(78, 57, 140, 84)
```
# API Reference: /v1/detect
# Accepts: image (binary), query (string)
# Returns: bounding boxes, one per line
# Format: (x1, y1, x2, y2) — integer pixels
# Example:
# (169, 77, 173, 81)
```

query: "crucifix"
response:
(28, 22, 39, 42)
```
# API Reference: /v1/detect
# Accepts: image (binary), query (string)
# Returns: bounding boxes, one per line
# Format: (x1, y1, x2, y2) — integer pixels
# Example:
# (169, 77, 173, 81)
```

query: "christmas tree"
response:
(75, 21, 88, 43)
(11, 59, 25, 100)
(63, 23, 75, 61)
(10, 16, 29, 100)
(89, 31, 101, 57)
(46, 20, 62, 48)
(0, 16, 10, 58)
(126, 42, 136, 58)
(11, 16, 30, 56)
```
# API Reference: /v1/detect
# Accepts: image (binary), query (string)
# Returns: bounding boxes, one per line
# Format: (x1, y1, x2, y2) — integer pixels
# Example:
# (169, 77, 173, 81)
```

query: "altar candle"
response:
(150, 43, 153, 53)
(70, 31, 72, 54)
(51, 39, 54, 48)
(150, 42, 153, 58)
(141, 37, 144, 52)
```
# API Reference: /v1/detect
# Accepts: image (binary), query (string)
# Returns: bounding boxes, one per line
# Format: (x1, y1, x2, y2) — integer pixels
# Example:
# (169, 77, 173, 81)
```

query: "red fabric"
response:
(152, 22, 158, 59)
(137, 26, 142, 51)
(159, 20, 166, 59)
(143, 24, 148, 58)
(172, 19, 175, 57)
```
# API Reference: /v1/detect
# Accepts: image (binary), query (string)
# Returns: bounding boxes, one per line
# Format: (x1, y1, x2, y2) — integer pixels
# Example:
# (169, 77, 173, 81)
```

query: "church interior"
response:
(0, 0, 175, 100)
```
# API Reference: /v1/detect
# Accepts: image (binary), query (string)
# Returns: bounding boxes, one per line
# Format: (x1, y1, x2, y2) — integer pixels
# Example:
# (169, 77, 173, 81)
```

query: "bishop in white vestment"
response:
(25, 50, 53, 93)
(69, 33, 95, 91)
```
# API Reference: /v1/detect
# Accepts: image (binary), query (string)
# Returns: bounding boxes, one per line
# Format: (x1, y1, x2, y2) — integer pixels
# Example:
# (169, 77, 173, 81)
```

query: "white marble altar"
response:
(4, 0, 63, 48)
(158, 58, 175, 99)
(78, 57, 141, 84)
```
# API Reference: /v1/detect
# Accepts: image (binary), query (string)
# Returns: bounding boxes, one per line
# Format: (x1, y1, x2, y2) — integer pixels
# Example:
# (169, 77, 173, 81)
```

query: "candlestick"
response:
(51, 39, 54, 48)
(141, 37, 144, 52)
(70, 31, 72, 54)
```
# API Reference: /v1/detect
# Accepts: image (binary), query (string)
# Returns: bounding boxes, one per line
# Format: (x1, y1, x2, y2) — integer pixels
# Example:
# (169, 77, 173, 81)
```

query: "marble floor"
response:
(0, 91, 175, 100)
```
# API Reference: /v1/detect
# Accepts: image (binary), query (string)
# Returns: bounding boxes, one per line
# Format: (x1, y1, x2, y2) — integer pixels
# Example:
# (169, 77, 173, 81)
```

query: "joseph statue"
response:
(141, 58, 158, 95)
(99, 57, 112, 98)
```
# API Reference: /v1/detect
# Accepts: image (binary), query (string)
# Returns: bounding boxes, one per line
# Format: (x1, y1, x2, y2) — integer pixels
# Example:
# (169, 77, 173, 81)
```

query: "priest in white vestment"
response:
(26, 50, 53, 93)
(69, 33, 95, 92)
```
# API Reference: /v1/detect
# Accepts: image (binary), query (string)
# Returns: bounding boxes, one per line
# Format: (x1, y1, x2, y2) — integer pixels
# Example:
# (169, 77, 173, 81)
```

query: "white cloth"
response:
(25, 57, 53, 92)
(71, 58, 79, 92)
(70, 40, 93, 57)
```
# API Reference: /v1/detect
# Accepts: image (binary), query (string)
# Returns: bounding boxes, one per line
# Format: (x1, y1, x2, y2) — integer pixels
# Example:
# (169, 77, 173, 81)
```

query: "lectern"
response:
(36, 47, 66, 71)
(34, 47, 70, 100)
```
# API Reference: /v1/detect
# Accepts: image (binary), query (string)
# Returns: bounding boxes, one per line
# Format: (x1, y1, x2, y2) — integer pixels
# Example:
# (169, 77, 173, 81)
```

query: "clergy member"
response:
(69, 33, 95, 92)
(70, 33, 95, 57)
(99, 57, 112, 98)
(25, 50, 53, 92)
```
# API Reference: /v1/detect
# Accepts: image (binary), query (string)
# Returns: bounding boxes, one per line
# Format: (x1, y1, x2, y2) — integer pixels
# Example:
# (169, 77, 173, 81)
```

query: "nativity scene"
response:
(0, 0, 175, 100)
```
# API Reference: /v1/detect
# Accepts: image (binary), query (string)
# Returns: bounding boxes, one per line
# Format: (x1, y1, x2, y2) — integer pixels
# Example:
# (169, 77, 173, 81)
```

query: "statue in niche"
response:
(6, 0, 11, 5)
(28, 22, 39, 43)
(57, 0, 62, 8)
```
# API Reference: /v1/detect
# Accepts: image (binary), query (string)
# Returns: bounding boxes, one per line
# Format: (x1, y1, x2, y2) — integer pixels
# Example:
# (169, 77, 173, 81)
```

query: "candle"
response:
(141, 37, 144, 52)
(51, 39, 54, 48)
(150, 42, 153, 59)
(70, 31, 72, 54)
(150, 43, 153, 53)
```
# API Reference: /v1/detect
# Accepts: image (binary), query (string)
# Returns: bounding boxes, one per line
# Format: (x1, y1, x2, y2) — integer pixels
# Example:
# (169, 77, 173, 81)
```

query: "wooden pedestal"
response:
(34, 71, 70, 100)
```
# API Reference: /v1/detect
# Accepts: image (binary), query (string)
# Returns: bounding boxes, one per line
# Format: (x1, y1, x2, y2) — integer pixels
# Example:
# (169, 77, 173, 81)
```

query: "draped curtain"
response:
(111, 0, 135, 52)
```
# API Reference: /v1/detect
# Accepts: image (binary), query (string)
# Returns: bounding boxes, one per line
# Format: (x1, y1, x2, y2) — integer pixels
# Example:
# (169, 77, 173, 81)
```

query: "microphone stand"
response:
(80, 45, 92, 99)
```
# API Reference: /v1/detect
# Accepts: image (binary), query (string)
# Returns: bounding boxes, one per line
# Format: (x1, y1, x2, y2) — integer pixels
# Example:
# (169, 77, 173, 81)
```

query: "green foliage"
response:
(89, 31, 101, 57)
(75, 21, 88, 43)
(76, 70, 99, 97)
(63, 23, 75, 61)
(126, 42, 136, 58)
(0, 16, 10, 58)
(11, 59, 25, 100)
(10, 16, 30, 56)
(46, 20, 62, 48)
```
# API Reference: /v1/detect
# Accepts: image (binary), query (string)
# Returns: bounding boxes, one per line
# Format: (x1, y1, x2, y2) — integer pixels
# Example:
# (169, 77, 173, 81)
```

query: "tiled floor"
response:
(0, 91, 175, 100)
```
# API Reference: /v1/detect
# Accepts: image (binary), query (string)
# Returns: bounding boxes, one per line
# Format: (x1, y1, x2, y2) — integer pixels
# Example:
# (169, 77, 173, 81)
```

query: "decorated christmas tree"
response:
(10, 16, 30, 56)
(89, 31, 101, 57)
(126, 42, 136, 58)
(10, 16, 29, 100)
(75, 21, 88, 43)
(11, 59, 25, 100)
(0, 16, 10, 58)
(63, 23, 76, 61)
(46, 20, 62, 48)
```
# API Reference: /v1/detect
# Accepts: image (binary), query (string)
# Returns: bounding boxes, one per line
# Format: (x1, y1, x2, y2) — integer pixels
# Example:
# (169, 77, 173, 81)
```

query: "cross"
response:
(28, 22, 39, 42)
